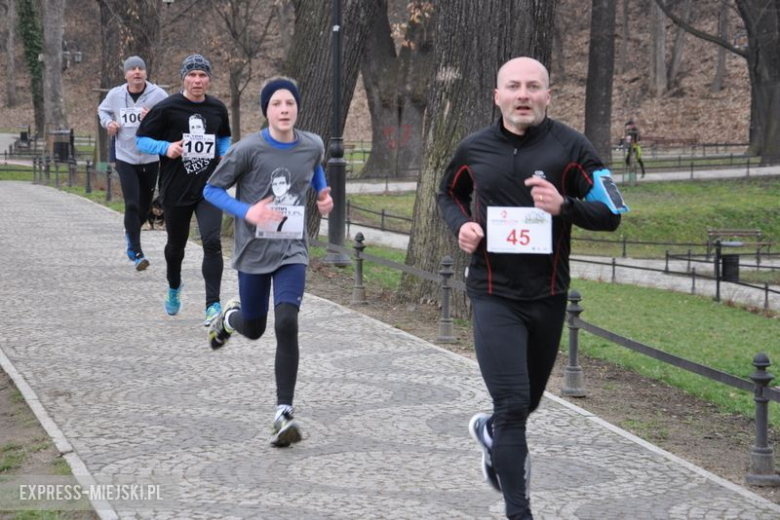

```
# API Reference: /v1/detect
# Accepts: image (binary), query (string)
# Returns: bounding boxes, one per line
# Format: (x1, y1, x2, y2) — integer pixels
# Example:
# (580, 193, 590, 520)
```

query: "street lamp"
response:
(323, 0, 350, 266)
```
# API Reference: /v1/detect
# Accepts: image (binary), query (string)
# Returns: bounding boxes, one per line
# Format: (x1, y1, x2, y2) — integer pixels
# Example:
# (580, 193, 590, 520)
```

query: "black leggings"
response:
(116, 160, 158, 257)
(470, 292, 567, 520)
(162, 200, 223, 309)
(227, 303, 300, 406)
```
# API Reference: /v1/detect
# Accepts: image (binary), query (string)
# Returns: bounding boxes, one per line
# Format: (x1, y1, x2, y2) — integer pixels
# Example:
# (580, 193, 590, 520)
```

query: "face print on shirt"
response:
(184, 113, 210, 175)
(271, 167, 301, 205)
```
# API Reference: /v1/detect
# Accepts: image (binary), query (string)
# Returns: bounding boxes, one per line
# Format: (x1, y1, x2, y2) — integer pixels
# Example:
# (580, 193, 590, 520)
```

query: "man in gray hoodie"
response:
(98, 56, 168, 270)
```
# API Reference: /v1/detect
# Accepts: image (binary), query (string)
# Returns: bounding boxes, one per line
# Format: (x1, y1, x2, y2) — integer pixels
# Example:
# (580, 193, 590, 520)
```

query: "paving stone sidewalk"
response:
(1, 181, 779, 519)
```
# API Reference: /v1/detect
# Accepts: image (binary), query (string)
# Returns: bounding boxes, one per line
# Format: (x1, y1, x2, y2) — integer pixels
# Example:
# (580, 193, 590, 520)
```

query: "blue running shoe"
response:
(164, 285, 183, 316)
(469, 413, 501, 492)
(134, 255, 150, 272)
(125, 233, 135, 261)
(203, 302, 222, 327)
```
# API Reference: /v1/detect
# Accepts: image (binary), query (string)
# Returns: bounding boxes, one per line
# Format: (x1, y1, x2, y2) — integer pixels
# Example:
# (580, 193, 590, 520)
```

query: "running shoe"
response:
(270, 407, 302, 448)
(134, 255, 150, 272)
(164, 285, 183, 316)
(469, 412, 501, 492)
(208, 299, 240, 350)
(203, 302, 222, 327)
(124, 233, 135, 261)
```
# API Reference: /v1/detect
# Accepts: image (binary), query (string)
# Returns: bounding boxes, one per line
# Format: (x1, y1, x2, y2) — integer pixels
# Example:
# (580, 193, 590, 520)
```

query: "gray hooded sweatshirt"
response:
(98, 81, 168, 164)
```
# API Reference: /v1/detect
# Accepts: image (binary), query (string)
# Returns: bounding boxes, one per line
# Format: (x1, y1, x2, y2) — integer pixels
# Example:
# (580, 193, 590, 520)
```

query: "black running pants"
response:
(470, 292, 567, 520)
(162, 200, 223, 309)
(115, 159, 158, 257)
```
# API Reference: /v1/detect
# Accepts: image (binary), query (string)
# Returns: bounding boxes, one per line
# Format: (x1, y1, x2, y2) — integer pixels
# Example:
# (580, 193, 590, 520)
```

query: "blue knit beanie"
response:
(260, 79, 300, 117)
(180, 54, 212, 80)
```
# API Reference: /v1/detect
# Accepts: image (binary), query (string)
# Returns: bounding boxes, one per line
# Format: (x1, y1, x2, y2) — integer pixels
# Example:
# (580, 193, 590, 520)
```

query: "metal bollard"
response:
(611, 258, 616, 283)
(85, 159, 92, 194)
(437, 256, 456, 343)
(746, 353, 780, 486)
(664, 250, 670, 273)
(562, 290, 586, 397)
(105, 164, 112, 202)
(351, 233, 367, 305)
(54, 160, 60, 188)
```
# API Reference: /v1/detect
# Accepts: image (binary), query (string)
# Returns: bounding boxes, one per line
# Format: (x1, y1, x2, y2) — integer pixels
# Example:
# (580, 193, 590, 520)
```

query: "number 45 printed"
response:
(486, 206, 551, 254)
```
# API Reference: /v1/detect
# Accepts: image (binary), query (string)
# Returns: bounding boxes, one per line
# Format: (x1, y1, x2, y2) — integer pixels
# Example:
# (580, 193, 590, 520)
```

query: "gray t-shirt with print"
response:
(207, 129, 324, 274)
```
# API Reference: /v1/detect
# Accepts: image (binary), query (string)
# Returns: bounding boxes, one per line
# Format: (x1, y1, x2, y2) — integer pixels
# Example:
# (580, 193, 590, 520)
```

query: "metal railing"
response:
(563, 290, 780, 486)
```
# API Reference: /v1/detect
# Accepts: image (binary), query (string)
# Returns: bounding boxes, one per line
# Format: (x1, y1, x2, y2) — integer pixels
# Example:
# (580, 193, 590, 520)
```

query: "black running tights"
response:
(116, 159, 158, 257)
(162, 200, 223, 309)
(470, 292, 567, 520)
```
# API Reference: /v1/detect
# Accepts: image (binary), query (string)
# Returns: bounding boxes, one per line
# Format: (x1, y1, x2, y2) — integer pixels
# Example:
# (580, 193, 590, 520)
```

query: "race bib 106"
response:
(119, 107, 143, 128)
(486, 206, 552, 254)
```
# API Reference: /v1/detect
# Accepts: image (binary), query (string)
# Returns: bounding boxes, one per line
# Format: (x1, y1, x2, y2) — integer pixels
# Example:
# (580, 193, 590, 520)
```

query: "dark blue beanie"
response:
(260, 79, 300, 117)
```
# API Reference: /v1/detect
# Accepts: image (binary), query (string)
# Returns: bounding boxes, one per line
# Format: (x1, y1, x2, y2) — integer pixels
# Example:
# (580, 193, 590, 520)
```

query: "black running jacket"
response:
(438, 117, 621, 301)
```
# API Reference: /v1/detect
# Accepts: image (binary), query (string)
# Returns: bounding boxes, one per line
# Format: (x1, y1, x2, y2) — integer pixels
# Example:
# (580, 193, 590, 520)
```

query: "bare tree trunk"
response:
(275, 0, 294, 60)
(283, 0, 381, 236)
(666, 0, 692, 88)
(5, 0, 18, 108)
(360, 1, 432, 180)
(584, 0, 617, 163)
(650, 0, 667, 96)
(402, 0, 556, 316)
(737, 0, 780, 164)
(616, 0, 629, 74)
(551, 8, 566, 82)
(17, 0, 44, 137)
(710, 1, 728, 92)
(41, 0, 67, 134)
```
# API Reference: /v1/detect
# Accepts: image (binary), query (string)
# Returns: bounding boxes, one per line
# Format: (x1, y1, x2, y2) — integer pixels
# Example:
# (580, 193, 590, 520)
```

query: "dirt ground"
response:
(1, 255, 778, 516)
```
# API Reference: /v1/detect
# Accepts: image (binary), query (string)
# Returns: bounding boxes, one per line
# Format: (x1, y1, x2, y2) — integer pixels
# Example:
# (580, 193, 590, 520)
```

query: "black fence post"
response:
(611, 258, 616, 283)
(67, 155, 75, 187)
(44, 155, 51, 185)
(691, 267, 697, 295)
(765, 283, 770, 312)
(746, 353, 780, 486)
(437, 255, 456, 343)
(351, 233, 367, 305)
(32, 156, 39, 184)
(562, 290, 586, 397)
(714, 240, 722, 302)
(105, 164, 112, 202)
(622, 236, 627, 258)
(664, 251, 670, 274)
(54, 160, 61, 188)
(85, 159, 92, 194)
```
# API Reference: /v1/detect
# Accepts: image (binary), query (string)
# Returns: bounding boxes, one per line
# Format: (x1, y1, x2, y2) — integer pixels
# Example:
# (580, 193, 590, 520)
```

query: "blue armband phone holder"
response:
(585, 169, 629, 214)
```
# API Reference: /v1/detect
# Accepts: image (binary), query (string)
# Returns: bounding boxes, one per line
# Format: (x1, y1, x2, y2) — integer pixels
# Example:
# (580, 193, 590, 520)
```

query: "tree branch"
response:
(654, 0, 746, 59)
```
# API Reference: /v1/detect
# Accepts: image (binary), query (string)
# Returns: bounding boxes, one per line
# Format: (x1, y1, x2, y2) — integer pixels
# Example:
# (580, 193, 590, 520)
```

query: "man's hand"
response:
(165, 140, 183, 159)
(458, 222, 484, 254)
(245, 195, 283, 226)
(317, 187, 333, 216)
(525, 176, 564, 216)
(107, 121, 120, 137)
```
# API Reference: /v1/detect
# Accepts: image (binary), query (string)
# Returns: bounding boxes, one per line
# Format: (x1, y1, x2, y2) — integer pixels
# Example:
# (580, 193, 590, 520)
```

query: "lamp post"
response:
(323, 0, 350, 266)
